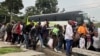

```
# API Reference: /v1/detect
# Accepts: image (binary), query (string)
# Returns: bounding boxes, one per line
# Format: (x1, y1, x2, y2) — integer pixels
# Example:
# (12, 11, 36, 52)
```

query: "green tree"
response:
(1, 0, 24, 22)
(35, 0, 59, 14)
(0, 2, 10, 23)
(25, 6, 40, 16)
(1, 0, 24, 14)
(0, 2, 8, 15)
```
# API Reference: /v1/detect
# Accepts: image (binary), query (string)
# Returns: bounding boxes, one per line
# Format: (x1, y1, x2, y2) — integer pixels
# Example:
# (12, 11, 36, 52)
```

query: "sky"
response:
(0, 0, 100, 21)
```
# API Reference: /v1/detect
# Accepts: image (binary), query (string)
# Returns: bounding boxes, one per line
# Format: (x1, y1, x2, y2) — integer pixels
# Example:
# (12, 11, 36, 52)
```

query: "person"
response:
(17, 22, 24, 46)
(77, 23, 88, 48)
(29, 23, 37, 50)
(35, 22, 45, 48)
(24, 22, 34, 49)
(63, 25, 67, 50)
(6, 23, 13, 42)
(65, 20, 74, 56)
(79, 33, 85, 49)
(88, 22, 97, 50)
(0, 23, 7, 41)
(52, 24, 59, 52)
(11, 21, 22, 45)
(93, 32, 100, 51)
(42, 23, 49, 47)
(11, 21, 17, 44)
(55, 25, 64, 53)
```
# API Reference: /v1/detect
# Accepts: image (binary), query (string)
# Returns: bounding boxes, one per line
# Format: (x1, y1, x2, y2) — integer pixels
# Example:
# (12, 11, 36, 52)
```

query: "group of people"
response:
(77, 22, 100, 51)
(0, 20, 100, 56)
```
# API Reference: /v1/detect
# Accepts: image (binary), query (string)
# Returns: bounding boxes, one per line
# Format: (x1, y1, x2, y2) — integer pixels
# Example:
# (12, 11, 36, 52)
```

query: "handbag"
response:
(47, 38, 53, 48)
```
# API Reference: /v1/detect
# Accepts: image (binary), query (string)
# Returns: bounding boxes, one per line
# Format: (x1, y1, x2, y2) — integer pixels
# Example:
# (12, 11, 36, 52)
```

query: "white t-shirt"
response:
(65, 24, 73, 40)
(79, 37, 85, 49)
(93, 36, 100, 49)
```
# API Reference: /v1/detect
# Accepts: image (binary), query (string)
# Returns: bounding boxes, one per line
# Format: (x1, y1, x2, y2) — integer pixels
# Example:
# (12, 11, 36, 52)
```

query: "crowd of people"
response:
(0, 20, 100, 56)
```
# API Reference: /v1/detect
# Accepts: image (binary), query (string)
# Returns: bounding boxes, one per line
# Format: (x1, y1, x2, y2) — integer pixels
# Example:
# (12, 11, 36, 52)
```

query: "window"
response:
(76, 17, 83, 25)
(83, 13, 90, 24)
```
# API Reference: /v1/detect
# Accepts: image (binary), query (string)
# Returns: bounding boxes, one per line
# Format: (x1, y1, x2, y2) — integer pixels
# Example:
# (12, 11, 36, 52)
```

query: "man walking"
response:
(65, 20, 74, 56)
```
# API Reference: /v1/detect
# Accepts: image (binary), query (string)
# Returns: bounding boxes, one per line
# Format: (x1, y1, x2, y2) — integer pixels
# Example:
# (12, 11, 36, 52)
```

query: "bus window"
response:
(76, 17, 83, 25)
(29, 16, 39, 22)
(39, 18, 40, 21)
(54, 16, 57, 21)
(83, 13, 90, 24)
(28, 18, 32, 22)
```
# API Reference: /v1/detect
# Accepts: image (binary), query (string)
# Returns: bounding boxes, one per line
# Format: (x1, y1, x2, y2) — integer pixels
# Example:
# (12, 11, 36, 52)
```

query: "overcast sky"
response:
(0, 0, 100, 21)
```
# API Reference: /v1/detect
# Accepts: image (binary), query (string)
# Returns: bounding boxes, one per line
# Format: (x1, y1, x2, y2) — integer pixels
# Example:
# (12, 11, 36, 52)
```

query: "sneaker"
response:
(54, 48, 58, 52)
(17, 44, 20, 46)
(22, 48, 28, 51)
(42, 45, 46, 48)
(71, 55, 74, 56)
(57, 51, 62, 53)
(21, 45, 25, 48)
(4, 42, 8, 44)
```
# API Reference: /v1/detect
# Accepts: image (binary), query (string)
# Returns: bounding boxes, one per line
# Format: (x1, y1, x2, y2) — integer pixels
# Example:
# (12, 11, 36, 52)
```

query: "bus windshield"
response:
(83, 13, 90, 24)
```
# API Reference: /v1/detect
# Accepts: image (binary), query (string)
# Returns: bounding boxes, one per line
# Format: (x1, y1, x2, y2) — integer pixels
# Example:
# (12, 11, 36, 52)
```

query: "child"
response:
(79, 33, 85, 49)
(93, 32, 100, 51)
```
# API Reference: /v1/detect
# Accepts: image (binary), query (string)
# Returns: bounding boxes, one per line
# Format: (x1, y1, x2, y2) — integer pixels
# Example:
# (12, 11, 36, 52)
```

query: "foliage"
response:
(0, 0, 24, 22)
(0, 2, 8, 15)
(1, 0, 24, 14)
(0, 3, 10, 23)
(25, 6, 40, 16)
(24, 0, 59, 19)
(35, 0, 59, 14)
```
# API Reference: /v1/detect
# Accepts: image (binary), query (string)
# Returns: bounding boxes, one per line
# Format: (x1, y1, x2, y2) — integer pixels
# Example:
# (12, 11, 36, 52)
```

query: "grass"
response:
(0, 47, 23, 54)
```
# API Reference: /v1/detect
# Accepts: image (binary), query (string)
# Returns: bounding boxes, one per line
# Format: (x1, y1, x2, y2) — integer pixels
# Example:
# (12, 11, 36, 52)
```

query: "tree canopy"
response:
(25, 6, 40, 16)
(0, 3, 8, 15)
(35, 0, 59, 14)
(1, 0, 24, 14)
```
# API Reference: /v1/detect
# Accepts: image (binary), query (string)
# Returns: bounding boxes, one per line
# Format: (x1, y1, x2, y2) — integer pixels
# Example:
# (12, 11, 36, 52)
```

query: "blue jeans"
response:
(24, 34, 29, 49)
(56, 40, 63, 51)
(65, 39, 73, 55)
(37, 34, 44, 48)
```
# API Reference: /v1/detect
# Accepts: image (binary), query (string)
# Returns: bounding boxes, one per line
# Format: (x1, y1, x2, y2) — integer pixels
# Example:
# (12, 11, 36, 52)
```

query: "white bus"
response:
(26, 11, 91, 26)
